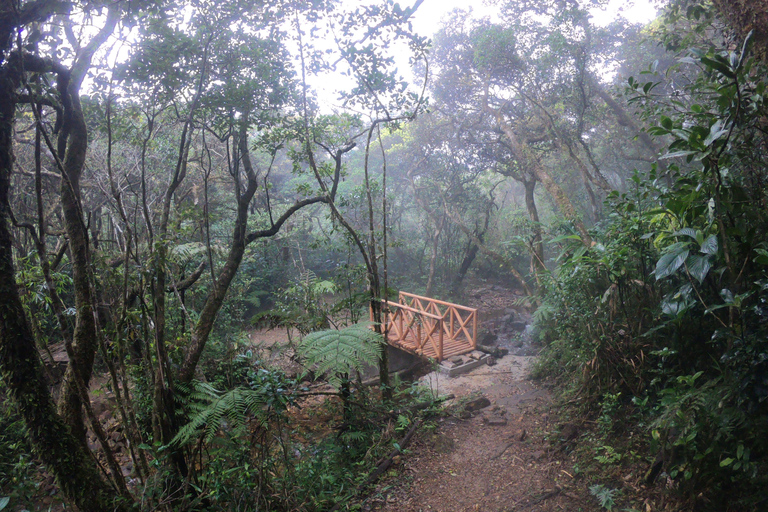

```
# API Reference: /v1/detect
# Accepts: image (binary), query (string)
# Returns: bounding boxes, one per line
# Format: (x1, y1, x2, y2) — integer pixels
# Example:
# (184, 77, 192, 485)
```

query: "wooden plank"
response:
(380, 292, 478, 362)
(382, 300, 443, 320)
(399, 291, 478, 314)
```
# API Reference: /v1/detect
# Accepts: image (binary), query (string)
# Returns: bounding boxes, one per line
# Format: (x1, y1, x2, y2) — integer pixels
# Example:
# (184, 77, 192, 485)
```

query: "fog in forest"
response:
(1, 0, 767, 511)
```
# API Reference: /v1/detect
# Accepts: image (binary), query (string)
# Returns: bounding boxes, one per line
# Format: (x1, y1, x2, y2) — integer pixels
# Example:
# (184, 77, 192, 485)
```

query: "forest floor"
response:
(359, 353, 599, 512)
(29, 281, 666, 511)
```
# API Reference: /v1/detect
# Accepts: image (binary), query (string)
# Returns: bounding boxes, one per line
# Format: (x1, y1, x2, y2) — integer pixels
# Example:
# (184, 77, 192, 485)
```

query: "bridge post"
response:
(438, 314, 444, 361)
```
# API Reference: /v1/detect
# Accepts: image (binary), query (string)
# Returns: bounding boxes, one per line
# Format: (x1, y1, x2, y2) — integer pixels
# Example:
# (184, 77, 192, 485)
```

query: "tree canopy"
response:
(1, 0, 767, 510)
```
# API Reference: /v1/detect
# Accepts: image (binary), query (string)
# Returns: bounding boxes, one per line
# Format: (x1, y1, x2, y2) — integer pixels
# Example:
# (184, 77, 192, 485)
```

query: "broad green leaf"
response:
(700, 56, 735, 78)
(720, 289, 735, 304)
(703, 120, 729, 147)
(720, 457, 734, 467)
(754, 248, 768, 265)
(700, 235, 719, 255)
(655, 248, 690, 280)
(686, 254, 711, 283)
(738, 31, 754, 70)
(660, 150, 699, 160)
(662, 299, 687, 317)
(674, 227, 697, 239)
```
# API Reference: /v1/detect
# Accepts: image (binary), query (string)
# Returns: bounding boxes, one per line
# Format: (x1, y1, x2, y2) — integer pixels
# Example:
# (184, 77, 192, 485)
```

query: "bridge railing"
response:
(398, 292, 478, 352)
(376, 292, 478, 361)
(379, 300, 445, 360)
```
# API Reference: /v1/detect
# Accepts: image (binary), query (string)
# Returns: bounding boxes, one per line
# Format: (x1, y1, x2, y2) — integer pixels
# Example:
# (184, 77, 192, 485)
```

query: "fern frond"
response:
(312, 279, 337, 295)
(171, 384, 268, 447)
(298, 323, 383, 389)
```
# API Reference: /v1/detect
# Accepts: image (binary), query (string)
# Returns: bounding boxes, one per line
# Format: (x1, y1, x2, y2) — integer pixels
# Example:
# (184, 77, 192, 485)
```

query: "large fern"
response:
(171, 383, 268, 447)
(298, 323, 383, 389)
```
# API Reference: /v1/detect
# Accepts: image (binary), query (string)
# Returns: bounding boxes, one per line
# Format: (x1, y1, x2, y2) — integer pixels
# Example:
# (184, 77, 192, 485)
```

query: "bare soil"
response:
(358, 353, 598, 512)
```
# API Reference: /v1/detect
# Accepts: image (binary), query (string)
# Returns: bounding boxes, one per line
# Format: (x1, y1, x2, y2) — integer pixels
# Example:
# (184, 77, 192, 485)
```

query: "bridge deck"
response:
(376, 291, 478, 362)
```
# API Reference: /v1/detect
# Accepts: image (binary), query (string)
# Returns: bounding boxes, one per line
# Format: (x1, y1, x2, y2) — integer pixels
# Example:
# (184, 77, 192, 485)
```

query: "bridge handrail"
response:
(380, 300, 445, 321)
(398, 291, 478, 314)
(374, 293, 479, 362)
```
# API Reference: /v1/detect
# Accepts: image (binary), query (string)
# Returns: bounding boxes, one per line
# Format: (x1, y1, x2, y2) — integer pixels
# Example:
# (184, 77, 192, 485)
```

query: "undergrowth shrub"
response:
(0, 390, 41, 510)
(535, 9, 768, 509)
(161, 323, 425, 511)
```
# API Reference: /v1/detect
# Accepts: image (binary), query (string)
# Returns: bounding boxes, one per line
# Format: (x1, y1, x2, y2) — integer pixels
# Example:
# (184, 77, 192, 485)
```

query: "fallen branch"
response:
(491, 430, 527, 460)
(518, 487, 562, 509)
(329, 418, 423, 512)
(477, 344, 509, 358)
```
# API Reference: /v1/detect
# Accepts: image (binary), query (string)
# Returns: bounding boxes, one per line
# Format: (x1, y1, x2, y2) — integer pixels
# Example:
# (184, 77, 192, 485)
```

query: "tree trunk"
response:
(443, 205, 532, 296)
(449, 201, 492, 296)
(450, 239, 479, 297)
(178, 122, 258, 383)
(591, 79, 663, 159)
(0, 63, 129, 512)
(425, 215, 444, 297)
(56, 85, 99, 444)
(523, 178, 546, 274)
(484, 100, 592, 247)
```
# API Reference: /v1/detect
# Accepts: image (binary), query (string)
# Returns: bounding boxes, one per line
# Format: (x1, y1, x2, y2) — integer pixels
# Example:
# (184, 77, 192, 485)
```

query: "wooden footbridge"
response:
(375, 291, 478, 362)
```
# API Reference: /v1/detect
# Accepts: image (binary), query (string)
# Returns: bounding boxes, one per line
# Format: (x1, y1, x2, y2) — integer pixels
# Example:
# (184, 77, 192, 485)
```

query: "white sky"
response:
(407, 0, 658, 33)
(314, 0, 658, 111)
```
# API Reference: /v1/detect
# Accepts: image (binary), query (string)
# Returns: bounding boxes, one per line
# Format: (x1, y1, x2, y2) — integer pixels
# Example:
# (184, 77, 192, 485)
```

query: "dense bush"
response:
(535, 7, 768, 509)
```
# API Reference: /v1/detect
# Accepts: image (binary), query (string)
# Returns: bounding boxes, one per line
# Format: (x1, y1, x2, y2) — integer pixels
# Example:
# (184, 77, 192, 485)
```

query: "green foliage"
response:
(537, 6, 768, 508)
(0, 391, 43, 510)
(173, 364, 297, 447)
(171, 384, 268, 447)
(270, 270, 339, 335)
(298, 323, 383, 389)
(589, 484, 620, 511)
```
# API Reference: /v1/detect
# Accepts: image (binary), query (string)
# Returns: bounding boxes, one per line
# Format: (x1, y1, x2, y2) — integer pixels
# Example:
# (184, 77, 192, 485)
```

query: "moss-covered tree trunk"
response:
(0, 55, 129, 512)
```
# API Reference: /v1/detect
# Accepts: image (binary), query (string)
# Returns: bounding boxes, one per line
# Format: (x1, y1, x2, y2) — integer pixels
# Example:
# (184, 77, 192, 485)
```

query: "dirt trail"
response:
(365, 354, 596, 512)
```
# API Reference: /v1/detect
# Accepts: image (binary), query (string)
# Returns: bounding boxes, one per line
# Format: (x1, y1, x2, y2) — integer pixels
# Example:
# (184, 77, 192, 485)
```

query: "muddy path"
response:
(363, 354, 598, 512)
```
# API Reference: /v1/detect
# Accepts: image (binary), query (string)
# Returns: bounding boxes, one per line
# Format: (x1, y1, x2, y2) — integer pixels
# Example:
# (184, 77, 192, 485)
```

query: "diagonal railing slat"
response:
(374, 292, 478, 362)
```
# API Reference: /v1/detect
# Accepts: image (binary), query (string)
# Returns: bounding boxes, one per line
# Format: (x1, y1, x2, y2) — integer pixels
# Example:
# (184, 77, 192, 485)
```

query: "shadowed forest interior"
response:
(1, 0, 767, 510)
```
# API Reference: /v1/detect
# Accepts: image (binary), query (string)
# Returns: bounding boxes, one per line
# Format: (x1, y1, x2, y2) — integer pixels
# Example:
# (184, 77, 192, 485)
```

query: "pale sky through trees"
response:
(314, 0, 657, 112)
(407, 0, 657, 33)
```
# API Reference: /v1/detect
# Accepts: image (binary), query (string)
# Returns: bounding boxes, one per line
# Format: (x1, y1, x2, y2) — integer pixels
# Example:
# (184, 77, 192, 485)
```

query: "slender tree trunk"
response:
(451, 241, 479, 296)
(178, 122, 258, 383)
(56, 86, 99, 444)
(425, 214, 444, 297)
(498, 121, 592, 246)
(483, 94, 592, 247)
(443, 204, 532, 296)
(449, 202, 492, 296)
(523, 178, 546, 274)
(592, 79, 663, 159)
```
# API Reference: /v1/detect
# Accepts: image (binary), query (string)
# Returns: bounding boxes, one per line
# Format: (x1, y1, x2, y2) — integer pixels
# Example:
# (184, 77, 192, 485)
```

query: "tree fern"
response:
(171, 383, 268, 447)
(298, 323, 383, 389)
